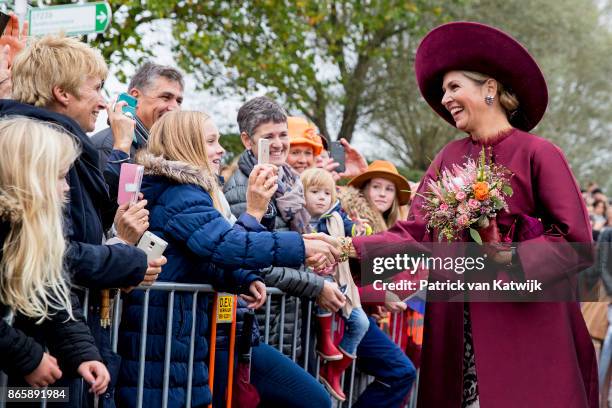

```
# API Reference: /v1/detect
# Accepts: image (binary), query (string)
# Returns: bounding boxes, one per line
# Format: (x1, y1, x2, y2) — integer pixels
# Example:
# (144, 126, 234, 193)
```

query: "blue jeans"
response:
(353, 317, 416, 408)
(337, 307, 370, 356)
(599, 305, 612, 388)
(213, 343, 331, 408)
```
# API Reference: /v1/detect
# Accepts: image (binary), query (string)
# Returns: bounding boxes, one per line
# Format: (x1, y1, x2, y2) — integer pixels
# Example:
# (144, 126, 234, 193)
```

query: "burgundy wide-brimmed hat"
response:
(415, 22, 548, 131)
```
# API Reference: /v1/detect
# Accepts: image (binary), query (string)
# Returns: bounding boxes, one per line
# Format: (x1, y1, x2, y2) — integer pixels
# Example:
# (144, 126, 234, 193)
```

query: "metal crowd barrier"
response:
(1, 284, 422, 408)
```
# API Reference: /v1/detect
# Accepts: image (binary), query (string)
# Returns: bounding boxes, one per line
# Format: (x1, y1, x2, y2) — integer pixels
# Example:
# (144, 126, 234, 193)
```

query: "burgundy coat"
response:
(353, 129, 598, 408)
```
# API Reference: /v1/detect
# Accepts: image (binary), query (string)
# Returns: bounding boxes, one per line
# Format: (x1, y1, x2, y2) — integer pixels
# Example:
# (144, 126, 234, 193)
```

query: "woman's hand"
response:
(316, 281, 346, 312)
(77, 361, 110, 396)
(114, 198, 149, 245)
(107, 99, 135, 154)
(303, 233, 340, 269)
(485, 243, 512, 265)
(0, 13, 28, 65)
(384, 291, 407, 313)
(0, 46, 11, 99)
(315, 139, 367, 181)
(139, 256, 167, 286)
(241, 280, 267, 309)
(246, 164, 278, 222)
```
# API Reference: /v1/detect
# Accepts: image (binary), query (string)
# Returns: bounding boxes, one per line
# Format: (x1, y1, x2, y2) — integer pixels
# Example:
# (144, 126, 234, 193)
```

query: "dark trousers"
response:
(353, 317, 416, 408)
(213, 343, 331, 408)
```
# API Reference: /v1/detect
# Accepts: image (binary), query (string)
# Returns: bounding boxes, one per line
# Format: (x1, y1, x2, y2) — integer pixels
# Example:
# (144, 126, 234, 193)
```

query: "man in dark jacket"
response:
(91, 63, 184, 169)
(0, 35, 160, 407)
(225, 96, 345, 358)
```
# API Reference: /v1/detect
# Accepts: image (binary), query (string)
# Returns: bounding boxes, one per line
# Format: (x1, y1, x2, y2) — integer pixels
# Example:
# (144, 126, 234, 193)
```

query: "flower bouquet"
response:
(423, 148, 513, 244)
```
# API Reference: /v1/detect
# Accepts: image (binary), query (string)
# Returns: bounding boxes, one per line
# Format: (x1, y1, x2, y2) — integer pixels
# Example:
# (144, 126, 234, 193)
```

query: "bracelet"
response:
(338, 237, 353, 262)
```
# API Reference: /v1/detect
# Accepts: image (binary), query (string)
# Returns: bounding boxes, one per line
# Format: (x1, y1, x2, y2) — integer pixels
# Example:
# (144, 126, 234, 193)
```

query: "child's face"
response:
(305, 185, 333, 217)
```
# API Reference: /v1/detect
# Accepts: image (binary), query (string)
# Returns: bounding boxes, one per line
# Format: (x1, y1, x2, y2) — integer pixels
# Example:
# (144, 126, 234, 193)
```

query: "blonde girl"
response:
(0, 117, 109, 394)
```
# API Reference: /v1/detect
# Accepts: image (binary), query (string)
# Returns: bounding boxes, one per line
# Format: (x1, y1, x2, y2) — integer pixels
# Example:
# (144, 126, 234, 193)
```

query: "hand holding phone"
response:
(137, 231, 168, 263)
(329, 141, 346, 173)
(117, 92, 138, 118)
(117, 163, 144, 206)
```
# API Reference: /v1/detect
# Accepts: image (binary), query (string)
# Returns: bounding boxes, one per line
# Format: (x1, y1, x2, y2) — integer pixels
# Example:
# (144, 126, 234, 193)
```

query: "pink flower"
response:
(468, 199, 480, 209)
(455, 191, 467, 201)
(440, 203, 449, 212)
(457, 214, 469, 227)
(457, 203, 469, 214)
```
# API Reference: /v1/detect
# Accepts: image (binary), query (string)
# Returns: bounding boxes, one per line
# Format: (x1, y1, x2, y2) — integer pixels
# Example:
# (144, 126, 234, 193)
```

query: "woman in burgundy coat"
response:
(343, 22, 598, 407)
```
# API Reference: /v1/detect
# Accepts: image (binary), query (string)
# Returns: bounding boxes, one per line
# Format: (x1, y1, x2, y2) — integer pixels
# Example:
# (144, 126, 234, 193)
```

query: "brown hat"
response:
(288, 116, 323, 156)
(348, 160, 411, 205)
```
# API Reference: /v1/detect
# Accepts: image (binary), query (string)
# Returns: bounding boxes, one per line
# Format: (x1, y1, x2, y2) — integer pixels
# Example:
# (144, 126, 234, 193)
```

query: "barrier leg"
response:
(226, 295, 237, 407)
(208, 294, 218, 408)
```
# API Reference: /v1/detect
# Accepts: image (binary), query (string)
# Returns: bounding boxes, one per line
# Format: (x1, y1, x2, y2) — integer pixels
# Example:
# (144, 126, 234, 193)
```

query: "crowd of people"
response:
(581, 185, 612, 407)
(0, 13, 417, 408)
(0, 13, 604, 408)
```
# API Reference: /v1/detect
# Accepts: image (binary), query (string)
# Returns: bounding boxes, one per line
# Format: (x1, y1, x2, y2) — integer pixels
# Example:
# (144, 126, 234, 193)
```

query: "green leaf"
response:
(501, 185, 514, 196)
(469, 228, 483, 245)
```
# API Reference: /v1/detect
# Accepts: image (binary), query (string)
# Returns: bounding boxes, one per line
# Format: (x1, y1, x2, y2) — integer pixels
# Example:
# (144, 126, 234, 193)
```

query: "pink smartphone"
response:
(117, 163, 144, 206)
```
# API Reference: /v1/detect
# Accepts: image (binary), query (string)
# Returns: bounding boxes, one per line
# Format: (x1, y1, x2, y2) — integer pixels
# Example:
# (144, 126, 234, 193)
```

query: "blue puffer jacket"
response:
(117, 154, 305, 408)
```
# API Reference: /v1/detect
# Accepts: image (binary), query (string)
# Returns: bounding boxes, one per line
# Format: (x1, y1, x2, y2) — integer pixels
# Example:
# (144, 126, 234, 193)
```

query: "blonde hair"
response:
(461, 71, 520, 116)
(12, 35, 108, 107)
(148, 111, 222, 210)
(300, 168, 337, 204)
(0, 117, 79, 321)
(363, 181, 403, 230)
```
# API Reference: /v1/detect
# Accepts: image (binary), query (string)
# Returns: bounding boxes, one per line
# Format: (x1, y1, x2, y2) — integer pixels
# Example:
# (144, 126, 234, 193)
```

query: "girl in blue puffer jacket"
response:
(117, 111, 334, 408)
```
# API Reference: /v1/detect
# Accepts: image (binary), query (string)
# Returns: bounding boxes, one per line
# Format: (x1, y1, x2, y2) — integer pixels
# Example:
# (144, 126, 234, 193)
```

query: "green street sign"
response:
(28, 1, 111, 37)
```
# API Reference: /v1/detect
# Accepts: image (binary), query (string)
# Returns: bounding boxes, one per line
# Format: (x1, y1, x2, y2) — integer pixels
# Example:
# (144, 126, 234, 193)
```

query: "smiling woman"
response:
(10, 35, 109, 133)
(441, 70, 520, 136)
(346, 160, 411, 232)
(347, 21, 597, 408)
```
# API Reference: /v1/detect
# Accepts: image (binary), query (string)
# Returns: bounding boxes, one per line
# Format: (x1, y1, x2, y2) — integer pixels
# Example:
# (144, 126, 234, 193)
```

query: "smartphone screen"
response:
(0, 12, 10, 35)
(329, 141, 346, 173)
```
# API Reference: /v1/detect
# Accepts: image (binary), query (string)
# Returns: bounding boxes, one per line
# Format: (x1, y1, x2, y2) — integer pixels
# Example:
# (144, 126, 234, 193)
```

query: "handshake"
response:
(302, 233, 347, 271)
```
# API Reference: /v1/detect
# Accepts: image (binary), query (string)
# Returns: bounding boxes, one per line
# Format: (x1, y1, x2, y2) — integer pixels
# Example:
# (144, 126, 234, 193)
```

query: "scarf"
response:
(238, 149, 311, 233)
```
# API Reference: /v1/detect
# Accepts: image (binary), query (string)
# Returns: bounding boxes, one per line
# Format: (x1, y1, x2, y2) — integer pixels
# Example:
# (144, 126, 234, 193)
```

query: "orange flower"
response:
(473, 181, 490, 201)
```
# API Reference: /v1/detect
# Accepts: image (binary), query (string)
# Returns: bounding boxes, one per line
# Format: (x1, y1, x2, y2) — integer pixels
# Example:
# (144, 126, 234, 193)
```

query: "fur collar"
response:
(337, 186, 388, 234)
(135, 152, 217, 192)
(0, 193, 21, 223)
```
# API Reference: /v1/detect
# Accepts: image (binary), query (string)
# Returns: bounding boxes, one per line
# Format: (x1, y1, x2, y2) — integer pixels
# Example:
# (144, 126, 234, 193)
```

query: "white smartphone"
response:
(137, 231, 168, 262)
(258, 138, 270, 164)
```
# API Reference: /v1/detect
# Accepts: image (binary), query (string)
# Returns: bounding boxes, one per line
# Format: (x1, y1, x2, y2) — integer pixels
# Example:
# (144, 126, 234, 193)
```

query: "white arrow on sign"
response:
(96, 10, 107, 24)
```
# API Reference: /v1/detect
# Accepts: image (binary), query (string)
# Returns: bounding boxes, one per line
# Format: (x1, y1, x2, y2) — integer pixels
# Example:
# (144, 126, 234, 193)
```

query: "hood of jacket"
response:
(136, 151, 218, 191)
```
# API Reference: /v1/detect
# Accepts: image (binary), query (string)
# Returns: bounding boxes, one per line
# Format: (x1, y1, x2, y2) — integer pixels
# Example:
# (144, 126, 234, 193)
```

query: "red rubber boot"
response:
(316, 314, 342, 361)
(319, 349, 354, 401)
